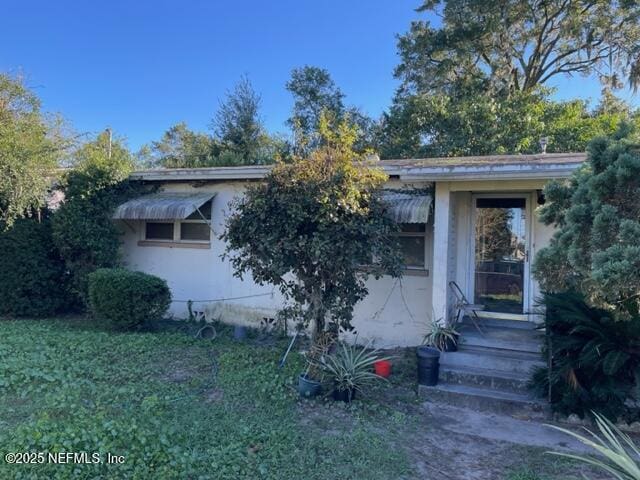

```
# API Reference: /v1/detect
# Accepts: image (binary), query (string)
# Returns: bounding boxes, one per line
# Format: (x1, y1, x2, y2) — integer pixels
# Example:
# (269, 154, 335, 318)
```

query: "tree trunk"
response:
(309, 285, 325, 342)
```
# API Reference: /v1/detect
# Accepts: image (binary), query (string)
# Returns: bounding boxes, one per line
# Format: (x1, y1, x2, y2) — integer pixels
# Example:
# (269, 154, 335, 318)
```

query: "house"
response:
(114, 152, 585, 410)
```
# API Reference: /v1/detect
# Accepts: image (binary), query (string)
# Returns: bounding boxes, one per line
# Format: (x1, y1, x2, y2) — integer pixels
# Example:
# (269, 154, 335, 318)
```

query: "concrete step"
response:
(461, 316, 538, 330)
(440, 346, 545, 375)
(458, 324, 543, 354)
(439, 365, 530, 394)
(419, 382, 549, 418)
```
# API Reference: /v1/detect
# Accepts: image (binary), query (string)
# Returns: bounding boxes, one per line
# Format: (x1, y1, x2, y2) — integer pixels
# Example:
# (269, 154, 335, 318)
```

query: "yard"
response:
(0, 318, 602, 479)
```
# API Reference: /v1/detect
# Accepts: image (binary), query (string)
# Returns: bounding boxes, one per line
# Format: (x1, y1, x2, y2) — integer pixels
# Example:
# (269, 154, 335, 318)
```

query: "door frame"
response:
(467, 192, 534, 320)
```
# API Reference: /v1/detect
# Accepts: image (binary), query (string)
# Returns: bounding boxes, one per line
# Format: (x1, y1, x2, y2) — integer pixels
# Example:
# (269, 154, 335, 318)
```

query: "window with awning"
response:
(381, 191, 433, 273)
(113, 193, 215, 246)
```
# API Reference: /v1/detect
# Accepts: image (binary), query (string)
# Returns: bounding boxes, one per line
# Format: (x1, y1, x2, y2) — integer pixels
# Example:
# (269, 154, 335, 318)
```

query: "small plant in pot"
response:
(319, 340, 389, 403)
(423, 318, 460, 352)
(297, 332, 335, 398)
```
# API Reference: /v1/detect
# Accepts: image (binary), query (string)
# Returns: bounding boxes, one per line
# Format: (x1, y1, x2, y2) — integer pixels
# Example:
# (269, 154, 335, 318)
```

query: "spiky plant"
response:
(423, 318, 459, 351)
(548, 412, 640, 480)
(319, 341, 390, 394)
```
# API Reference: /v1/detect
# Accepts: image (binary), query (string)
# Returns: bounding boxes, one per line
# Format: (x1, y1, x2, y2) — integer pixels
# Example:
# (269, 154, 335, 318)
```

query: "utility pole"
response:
(106, 128, 112, 159)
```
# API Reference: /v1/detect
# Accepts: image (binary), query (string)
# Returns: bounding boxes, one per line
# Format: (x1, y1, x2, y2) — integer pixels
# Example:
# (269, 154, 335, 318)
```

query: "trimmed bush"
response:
(88, 268, 171, 330)
(0, 217, 69, 317)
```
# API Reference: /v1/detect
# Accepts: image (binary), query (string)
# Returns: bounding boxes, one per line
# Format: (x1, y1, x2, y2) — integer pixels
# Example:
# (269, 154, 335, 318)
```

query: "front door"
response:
(472, 195, 529, 316)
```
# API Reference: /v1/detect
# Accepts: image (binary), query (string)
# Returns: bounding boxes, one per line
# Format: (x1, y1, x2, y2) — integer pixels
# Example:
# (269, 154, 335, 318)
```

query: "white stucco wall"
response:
(118, 181, 434, 347)
(118, 178, 559, 345)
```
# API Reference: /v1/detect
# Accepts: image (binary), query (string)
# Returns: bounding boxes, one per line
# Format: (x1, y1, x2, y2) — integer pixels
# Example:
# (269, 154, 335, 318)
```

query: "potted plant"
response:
(297, 332, 335, 398)
(423, 318, 460, 352)
(320, 341, 389, 403)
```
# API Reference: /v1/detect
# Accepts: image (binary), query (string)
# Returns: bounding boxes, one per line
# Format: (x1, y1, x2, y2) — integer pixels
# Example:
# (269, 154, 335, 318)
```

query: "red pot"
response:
(374, 360, 392, 378)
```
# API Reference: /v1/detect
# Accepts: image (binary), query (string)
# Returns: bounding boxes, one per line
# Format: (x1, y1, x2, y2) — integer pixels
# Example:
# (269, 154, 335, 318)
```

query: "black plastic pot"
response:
(298, 374, 322, 398)
(332, 388, 357, 403)
(416, 346, 440, 386)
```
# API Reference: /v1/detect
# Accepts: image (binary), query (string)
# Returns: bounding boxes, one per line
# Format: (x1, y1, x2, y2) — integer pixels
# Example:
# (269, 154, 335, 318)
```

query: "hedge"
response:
(0, 217, 69, 317)
(88, 268, 171, 330)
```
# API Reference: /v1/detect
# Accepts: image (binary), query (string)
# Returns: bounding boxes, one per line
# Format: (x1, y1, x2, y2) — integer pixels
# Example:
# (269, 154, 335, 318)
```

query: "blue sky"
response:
(2, 0, 638, 151)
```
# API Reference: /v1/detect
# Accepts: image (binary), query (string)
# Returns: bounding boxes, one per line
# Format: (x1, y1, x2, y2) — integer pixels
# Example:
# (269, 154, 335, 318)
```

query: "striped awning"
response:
(382, 192, 432, 224)
(113, 193, 215, 220)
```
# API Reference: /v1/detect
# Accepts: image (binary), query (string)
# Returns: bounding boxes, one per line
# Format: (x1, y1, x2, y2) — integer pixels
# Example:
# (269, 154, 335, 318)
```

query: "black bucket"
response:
(416, 346, 440, 386)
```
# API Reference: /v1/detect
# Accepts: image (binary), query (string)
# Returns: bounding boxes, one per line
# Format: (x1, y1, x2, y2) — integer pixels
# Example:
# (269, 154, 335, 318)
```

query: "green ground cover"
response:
(0, 318, 597, 479)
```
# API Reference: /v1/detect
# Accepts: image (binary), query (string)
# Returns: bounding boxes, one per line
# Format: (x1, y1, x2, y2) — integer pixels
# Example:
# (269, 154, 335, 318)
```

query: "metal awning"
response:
(382, 192, 432, 224)
(113, 192, 216, 220)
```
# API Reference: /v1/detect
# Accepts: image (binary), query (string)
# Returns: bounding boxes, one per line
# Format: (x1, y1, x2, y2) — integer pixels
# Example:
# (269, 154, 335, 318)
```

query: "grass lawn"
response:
(0, 318, 598, 479)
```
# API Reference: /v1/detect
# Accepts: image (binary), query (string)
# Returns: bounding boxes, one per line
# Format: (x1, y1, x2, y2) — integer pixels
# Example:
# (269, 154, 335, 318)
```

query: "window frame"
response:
(140, 201, 213, 248)
(396, 222, 429, 275)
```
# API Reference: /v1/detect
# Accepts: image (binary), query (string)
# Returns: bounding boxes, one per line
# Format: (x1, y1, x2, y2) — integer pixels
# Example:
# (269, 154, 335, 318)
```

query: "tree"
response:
(52, 130, 140, 304)
(286, 66, 378, 154)
(378, 86, 637, 158)
(286, 66, 345, 141)
(0, 74, 67, 228)
(396, 0, 640, 97)
(212, 76, 267, 163)
(534, 125, 640, 318)
(222, 121, 403, 338)
(142, 122, 214, 168)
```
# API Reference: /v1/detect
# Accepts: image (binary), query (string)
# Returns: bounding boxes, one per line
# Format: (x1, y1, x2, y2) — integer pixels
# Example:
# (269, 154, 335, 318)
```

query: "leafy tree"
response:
(212, 76, 269, 163)
(0, 74, 68, 228)
(286, 66, 345, 141)
(396, 0, 640, 96)
(142, 122, 214, 168)
(52, 131, 142, 304)
(379, 87, 637, 158)
(223, 121, 403, 338)
(286, 66, 377, 154)
(534, 125, 640, 318)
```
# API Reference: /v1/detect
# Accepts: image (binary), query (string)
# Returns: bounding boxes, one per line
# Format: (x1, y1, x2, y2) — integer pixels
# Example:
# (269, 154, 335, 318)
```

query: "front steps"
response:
(419, 317, 549, 417)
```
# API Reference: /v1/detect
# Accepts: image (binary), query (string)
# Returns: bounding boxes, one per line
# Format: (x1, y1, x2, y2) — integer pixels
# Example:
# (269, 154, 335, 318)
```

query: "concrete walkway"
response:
(422, 401, 592, 453)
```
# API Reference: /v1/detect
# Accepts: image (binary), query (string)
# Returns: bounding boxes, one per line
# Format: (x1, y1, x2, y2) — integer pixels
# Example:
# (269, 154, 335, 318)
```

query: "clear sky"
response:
(2, 0, 638, 151)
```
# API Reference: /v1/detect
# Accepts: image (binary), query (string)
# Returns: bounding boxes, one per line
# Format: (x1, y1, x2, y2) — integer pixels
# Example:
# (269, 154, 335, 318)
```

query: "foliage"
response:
(318, 341, 389, 394)
(223, 130, 403, 338)
(423, 319, 459, 351)
(531, 292, 640, 421)
(52, 131, 141, 304)
(140, 78, 290, 168)
(0, 216, 69, 317)
(0, 73, 68, 228)
(533, 127, 640, 316)
(548, 412, 640, 480)
(286, 66, 377, 154)
(378, 86, 637, 158)
(0, 318, 411, 479)
(88, 268, 171, 330)
(141, 122, 215, 168)
(396, 0, 640, 96)
(212, 75, 271, 163)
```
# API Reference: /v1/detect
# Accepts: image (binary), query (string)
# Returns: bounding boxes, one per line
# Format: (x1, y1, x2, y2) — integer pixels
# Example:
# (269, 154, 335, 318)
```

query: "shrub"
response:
(0, 216, 69, 317)
(534, 126, 640, 318)
(531, 292, 640, 421)
(88, 268, 171, 330)
(52, 131, 143, 305)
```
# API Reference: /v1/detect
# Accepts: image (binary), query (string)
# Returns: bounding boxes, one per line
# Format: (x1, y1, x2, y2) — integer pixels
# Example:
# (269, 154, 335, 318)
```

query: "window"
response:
(180, 222, 210, 241)
(145, 222, 174, 241)
(398, 223, 426, 269)
(142, 200, 212, 246)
